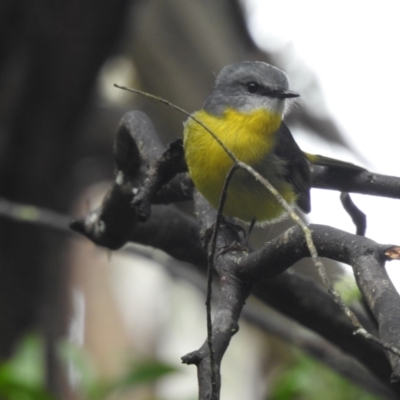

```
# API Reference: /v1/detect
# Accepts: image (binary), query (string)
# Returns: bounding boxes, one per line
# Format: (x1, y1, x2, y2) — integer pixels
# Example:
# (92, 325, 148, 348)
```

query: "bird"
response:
(183, 61, 312, 226)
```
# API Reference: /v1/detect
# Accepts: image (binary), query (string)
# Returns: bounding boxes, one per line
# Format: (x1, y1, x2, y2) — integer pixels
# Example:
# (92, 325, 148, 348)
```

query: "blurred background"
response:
(0, 0, 399, 399)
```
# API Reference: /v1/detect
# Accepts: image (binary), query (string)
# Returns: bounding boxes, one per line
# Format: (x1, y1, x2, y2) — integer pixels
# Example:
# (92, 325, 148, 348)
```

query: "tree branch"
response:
(0, 199, 396, 398)
(312, 164, 400, 199)
(70, 111, 400, 398)
(340, 192, 367, 236)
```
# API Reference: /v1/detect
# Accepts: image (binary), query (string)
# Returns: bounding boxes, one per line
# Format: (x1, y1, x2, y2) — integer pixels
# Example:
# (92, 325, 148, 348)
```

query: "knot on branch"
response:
(385, 246, 400, 260)
(181, 350, 204, 366)
(131, 138, 187, 222)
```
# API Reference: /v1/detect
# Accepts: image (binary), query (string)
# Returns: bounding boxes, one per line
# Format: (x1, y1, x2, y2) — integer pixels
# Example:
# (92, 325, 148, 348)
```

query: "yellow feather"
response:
(183, 108, 296, 223)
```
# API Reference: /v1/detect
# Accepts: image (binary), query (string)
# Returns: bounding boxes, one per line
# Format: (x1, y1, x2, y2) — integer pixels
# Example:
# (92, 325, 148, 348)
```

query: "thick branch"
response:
(71, 111, 400, 398)
(181, 192, 400, 397)
(182, 194, 252, 398)
(311, 165, 400, 198)
(242, 301, 396, 400)
(249, 224, 400, 381)
(0, 200, 395, 399)
(70, 110, 165, 249)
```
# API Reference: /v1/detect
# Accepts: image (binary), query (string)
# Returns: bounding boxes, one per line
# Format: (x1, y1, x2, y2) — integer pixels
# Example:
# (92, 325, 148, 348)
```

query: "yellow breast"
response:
(183, 108, 296, 223)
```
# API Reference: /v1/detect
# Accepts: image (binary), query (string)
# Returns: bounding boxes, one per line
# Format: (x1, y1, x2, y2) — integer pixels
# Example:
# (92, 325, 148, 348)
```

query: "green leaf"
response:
(59, 340, 177, 399)
(109, 361, 177, 393)
(0, 334, 55, 400)
(270, 352, 382, 400)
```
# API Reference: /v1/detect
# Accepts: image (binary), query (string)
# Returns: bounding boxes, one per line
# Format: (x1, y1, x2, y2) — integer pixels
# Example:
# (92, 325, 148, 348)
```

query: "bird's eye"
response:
(247, 82, 259, 94)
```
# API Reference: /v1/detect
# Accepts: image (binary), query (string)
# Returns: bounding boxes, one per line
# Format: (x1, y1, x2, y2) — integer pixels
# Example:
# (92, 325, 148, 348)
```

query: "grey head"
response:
(203, 61, 299, 116)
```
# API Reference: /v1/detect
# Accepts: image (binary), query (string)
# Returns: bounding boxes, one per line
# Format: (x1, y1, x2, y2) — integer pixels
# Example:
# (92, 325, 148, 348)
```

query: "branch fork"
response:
(71, 110, 400, 399)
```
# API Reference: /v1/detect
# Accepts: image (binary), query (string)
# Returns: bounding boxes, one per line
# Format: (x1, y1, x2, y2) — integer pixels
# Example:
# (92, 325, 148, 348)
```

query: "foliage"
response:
(63, 342, 177, 400)
(0, 334, 177, 400)
(0, 334, 54, 400)
(269, 352, 381, 400)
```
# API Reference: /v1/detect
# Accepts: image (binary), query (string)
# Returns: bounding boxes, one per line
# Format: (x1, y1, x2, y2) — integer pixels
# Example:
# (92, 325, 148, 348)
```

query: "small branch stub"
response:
(385, 246, 400, 260)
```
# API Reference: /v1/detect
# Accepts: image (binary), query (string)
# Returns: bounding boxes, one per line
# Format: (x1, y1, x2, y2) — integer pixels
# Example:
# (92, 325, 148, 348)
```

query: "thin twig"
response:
(114, 85, 236, 163)
(236, 161, 400, 356)
(340, 192, 367, 236)
(114, 85, 400, 365)
(357, 329, 400, 357)
(0, 197, 70, 230)
(205, 164, 239, 399)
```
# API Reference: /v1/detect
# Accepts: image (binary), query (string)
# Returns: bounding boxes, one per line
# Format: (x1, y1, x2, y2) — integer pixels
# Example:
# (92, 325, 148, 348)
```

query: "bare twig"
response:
(0, 197, 70, 231)
(204, 164, 240, 398)
(340, 192, 367, 236)
(113, 86, 400, 395)
(3, 195, 400, 393)
(114, 84, 236, 163)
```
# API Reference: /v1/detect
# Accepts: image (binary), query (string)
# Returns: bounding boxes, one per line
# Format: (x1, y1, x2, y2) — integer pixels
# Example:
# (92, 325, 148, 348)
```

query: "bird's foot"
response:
(200, 217, 256, 255)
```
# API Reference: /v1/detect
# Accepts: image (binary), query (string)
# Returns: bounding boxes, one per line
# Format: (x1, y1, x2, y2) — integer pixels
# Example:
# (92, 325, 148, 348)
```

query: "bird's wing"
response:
(304, 153, 365, 171)
(274, 122, 311, 213)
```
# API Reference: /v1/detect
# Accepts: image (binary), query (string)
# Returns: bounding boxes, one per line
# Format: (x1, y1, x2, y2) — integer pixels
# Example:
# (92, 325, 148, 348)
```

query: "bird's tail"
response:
(304, 152, 365, 171)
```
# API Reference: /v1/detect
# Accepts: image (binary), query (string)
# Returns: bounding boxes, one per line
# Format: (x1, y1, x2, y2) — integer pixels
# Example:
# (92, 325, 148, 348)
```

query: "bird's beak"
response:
(274, 89, 300, 99)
